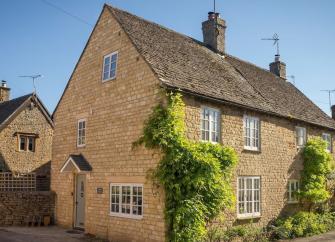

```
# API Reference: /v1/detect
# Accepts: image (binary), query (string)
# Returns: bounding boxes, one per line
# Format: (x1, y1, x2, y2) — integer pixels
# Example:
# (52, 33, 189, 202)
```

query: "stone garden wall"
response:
(0, 191, 55, 226)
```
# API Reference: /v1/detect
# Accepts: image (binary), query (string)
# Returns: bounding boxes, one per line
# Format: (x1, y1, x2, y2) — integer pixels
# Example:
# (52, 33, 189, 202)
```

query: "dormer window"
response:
(102, 52, 118, 82)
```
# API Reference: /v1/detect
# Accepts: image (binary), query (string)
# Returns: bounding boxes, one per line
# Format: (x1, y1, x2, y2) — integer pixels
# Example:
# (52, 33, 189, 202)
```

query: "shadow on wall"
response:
(0, 153, 10, 172)
(233, 150, 305, 227)
(277, 150, 306, 217)
(33, 161, 51, 191)
(0, 154, 51, 191)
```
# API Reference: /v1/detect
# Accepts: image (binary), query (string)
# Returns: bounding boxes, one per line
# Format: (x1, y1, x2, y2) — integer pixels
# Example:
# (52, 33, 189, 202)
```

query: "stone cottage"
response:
(51, 5, 335, 241)
(0, 81, 53, 190)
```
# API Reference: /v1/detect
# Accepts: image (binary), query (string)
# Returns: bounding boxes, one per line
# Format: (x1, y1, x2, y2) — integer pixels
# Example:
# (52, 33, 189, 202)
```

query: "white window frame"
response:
(102, 51, 118, 82)
(109, 183, 143, 219)
(296, 126, 307, 148)
(200, 106, 220, 143)
(77, 119, 86, 148)
(243, 115, 260, 151)
(288, 179, 300, 204)
(237, 176, 261, 219)
(322, 133, 332, 153)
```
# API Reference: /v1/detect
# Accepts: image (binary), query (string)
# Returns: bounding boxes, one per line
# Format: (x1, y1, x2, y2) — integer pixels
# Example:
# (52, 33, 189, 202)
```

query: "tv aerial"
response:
(19, 74, 42, 94)
(287, 75, 296, 85)
(262, 33, 280, 56)
(321, 89, 335, 111)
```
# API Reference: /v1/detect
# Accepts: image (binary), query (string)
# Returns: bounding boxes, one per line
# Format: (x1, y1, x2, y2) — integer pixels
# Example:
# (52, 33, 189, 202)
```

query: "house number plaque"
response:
(97, 187, 103, 194)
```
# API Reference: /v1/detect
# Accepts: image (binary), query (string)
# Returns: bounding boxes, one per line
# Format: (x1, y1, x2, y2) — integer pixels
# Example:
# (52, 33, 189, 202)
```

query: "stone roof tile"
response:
(107, 5, 335, 130)
(0, 94, 31, 125)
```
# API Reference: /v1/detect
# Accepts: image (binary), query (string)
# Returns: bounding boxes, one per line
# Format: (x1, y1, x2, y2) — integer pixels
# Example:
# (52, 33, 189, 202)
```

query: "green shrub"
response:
(205, 224, 269, 242)
(135, 93, 238, 241)
(300, 138, 333, 207)
(273, 212, 335, 239)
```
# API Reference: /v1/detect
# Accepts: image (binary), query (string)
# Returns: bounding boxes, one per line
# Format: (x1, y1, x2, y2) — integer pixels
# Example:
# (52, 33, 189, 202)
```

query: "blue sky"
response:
(1, 0, 335, 115)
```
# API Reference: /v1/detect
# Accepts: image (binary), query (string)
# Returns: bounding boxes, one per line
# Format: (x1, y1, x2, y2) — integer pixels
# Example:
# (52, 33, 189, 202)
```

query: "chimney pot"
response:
(331, 105, 335, 120)
(0, 80, 10, 103)
(1, 80, 7, 88)
(202, 11, 227, 53)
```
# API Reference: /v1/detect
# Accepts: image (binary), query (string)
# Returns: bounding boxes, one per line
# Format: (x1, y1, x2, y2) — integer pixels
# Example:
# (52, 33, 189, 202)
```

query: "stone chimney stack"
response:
(331, 105, 335, 120)
(202, 12, 227, 53)
(0, 80, 10, 103)
(270, 55, 286, 79)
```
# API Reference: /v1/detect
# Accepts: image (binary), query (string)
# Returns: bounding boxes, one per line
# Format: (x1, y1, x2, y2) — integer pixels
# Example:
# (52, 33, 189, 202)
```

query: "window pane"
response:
(132, 186, 143, 215)
(104, 56, 110, 65)
(322, 134, 332, 152)
(111, 185, 120, 213)
(111, 61, 117, 70)
(20, 137, 26, 151)
(121, 186, 131, 214)
(104, 63, 110, 73)
(28, 137, 35, 152)
(110, 69, 116, 79)
(103, 72, 109, 80)
(296, 127, 306, 146)
(111, 53, 117, 62)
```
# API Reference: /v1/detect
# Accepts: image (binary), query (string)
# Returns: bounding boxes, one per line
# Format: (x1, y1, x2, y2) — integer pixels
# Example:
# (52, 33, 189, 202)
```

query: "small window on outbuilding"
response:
(18, 134, 37, 152)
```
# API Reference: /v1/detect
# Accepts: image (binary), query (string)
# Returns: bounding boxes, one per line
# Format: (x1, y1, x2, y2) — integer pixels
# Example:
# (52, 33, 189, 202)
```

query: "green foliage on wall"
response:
(135, 93, 238, 241)
(300, 138, 333, 205)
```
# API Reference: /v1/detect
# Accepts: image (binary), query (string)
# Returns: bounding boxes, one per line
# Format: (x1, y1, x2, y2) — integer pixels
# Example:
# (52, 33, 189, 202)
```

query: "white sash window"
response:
(237, 176, 261, 218)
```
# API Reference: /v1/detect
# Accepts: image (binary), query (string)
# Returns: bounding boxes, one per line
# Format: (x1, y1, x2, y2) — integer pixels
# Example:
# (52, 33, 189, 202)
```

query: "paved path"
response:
(0, 226, 87, 242)
(288, 230, 335, 242)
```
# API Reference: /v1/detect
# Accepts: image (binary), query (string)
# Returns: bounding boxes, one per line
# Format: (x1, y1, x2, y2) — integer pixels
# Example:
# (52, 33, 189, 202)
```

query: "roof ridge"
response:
(227, 54, 333, 120)
(106, 4, 287, 81)
(226, 54, 286, 80)
(0, 93, 32, 106)
(106, 4, 204, 46)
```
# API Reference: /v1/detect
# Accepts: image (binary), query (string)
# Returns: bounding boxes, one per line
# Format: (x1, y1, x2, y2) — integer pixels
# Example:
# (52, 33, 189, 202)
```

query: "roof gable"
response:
(60, 154, 92, 173)
(0, 94, 53, 131)
(0, 94, 31, 125)
(107, 5, 335, 130)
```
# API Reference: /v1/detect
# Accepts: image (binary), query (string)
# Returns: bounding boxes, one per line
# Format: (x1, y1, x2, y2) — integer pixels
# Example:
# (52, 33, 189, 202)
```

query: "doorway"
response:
(75, 174, 86, 229)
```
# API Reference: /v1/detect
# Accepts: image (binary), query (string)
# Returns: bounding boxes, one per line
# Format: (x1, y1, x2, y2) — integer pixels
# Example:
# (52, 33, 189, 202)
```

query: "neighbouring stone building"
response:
(51, 5, 335, 241)
(0, 81, 53, 190)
